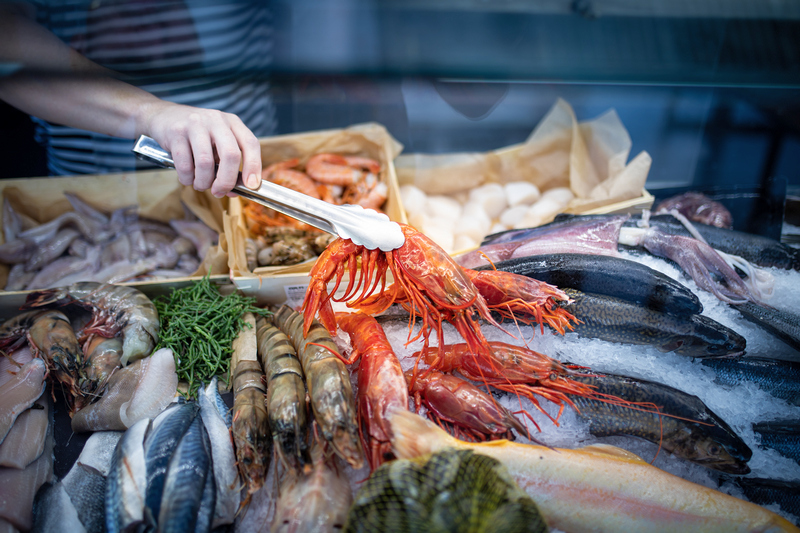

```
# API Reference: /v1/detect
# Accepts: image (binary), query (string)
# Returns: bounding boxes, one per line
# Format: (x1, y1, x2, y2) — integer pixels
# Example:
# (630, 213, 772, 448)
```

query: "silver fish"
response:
(63, 463, 107, 533)
(144, 401, 200, 523)
(198, 378, 238, 528)
(158, 416, 213, 533)
(105, 417, 151, 533)
(65, 193, 109, 225)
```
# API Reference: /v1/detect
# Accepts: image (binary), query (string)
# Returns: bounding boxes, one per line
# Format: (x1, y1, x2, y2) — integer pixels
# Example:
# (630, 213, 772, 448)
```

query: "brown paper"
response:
(0, 169, 229, 289)
(396, 98, 652, 216)
(228, 122, 407, 278)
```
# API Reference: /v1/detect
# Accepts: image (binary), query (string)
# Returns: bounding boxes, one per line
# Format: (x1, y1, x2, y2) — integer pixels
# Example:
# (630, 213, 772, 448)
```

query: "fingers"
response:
(147, 104, 261, 197)
(231, 119, 262, 190)
(170, 137, 194, 187)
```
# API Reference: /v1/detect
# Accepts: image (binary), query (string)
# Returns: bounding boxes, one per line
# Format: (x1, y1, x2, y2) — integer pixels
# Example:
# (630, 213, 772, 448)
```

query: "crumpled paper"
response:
(395, 98, 652, 215)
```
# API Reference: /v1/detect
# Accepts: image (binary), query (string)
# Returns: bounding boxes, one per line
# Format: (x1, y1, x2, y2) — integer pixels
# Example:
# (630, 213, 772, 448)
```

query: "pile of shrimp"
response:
(244, 153, 387, 235)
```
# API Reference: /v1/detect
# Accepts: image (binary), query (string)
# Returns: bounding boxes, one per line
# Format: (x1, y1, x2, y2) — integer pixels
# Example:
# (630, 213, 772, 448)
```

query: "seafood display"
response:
(272, 442, 353, 533)
(345, 447, 548, 533)
(565, 370, 752, 474)
(256, 317, 311, 472)
(390, 410, 799, 532)
(0, 193, 217, 290)
(230, 313, 272, 501)
(242, 152, 385, 268)
(274, 305, 363, 469)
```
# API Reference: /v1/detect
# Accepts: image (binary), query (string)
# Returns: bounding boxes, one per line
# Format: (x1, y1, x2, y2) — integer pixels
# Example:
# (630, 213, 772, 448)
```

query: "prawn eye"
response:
(549, 373, 557, 381)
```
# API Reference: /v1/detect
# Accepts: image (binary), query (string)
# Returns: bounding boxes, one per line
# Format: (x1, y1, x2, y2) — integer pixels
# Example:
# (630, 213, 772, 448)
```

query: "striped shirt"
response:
(31, 0, 277, 175)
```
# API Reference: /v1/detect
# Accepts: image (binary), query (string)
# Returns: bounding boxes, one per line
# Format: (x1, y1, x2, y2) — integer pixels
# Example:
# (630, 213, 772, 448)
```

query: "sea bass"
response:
(390, 410, 799, 533)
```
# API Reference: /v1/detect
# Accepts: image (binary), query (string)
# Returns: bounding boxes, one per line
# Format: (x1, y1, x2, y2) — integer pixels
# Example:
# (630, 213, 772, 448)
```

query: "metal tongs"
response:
(132, 135, 405, 251)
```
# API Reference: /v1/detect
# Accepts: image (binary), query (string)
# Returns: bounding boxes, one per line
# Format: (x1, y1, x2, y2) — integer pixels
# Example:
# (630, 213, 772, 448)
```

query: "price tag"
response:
(284, 284, 308, 308)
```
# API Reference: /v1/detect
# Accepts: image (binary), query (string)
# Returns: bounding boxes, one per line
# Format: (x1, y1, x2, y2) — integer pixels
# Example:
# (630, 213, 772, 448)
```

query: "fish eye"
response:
(708, 445, 720, 455)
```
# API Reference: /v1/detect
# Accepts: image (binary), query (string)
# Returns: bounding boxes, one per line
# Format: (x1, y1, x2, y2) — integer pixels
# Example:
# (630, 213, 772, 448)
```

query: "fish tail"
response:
(390, 410, 457, 459)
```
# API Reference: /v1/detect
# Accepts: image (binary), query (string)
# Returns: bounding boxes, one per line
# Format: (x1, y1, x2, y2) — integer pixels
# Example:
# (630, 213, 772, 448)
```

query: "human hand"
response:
(140, 102, 262, 197)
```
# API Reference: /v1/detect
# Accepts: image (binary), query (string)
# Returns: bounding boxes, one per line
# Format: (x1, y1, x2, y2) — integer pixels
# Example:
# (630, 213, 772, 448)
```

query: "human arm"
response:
(0, 7, 262, 196)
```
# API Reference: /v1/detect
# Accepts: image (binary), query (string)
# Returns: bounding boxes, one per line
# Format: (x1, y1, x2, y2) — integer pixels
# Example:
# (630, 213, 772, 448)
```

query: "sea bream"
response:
(390, 410, 800, 533)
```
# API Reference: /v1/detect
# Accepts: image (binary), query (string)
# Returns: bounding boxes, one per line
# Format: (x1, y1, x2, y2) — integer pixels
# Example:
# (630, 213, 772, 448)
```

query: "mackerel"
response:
(105, 417, 151, 533)
(753, 420, 800, 466)
(158, 416, 212, 532)
(143, 401, 199, 524)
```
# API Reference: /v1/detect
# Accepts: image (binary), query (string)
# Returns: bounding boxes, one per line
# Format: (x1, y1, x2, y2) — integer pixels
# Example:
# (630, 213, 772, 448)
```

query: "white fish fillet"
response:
(71, 349, 177, 433)
(0, 397, 48, 469)
(0, 414, 53, 531)
(390, 410, 800, 533)
(0, 359, 46, 445)
(119, 348, 177, 428)
(199, 381, 239, 528)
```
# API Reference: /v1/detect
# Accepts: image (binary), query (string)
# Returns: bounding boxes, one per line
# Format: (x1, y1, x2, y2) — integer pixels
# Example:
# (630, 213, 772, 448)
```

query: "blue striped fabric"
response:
(31, 0, 277, 176)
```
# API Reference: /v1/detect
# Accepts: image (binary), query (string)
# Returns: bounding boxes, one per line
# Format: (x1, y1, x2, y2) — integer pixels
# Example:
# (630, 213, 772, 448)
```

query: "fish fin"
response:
(580, 444, 648, 463)
(390, 410, 455, 459)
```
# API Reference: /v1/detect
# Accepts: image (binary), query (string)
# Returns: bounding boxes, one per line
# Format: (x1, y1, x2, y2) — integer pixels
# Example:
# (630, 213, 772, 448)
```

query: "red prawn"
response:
(335, 312, 409, 471)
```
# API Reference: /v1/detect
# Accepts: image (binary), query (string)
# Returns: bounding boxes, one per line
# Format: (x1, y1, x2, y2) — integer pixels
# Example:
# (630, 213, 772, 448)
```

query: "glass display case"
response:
(1, 1, 799, 531)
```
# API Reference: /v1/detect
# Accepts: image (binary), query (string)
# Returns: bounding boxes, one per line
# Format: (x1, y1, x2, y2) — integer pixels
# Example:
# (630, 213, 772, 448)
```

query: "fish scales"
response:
(700, 357, 800, 406)
(143, 401, 199, 523)
(158, 416, 212, 532)
(567, 371, 752, 474)
(479, 253, 702, 316)
(562, 288, 745, 357)
(390, 410, 800, 533)
(105, 417, 150, 533)
(753, 420, 800, 466)
(736, 478, 800, 522)
(733, 302, 800, 354)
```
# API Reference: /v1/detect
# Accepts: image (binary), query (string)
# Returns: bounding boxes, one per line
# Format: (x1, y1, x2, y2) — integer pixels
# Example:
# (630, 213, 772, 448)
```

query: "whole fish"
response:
(105, 417, 151, 533)
(733, 302, 800, 355)
(753, 419, 800, 466)
(734, 478, 800, 523)
(143, 401, 200, 524)
(198, 377, 238, 528)
(344, 447, 547, 533)
(479, 253, 702, 316)
(701, 357, 800, 406)
(158, 416, 213, 533)
(567, 370, 752, 474)
(562, 288, 746, 357)
(390, 410, 800, 533)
